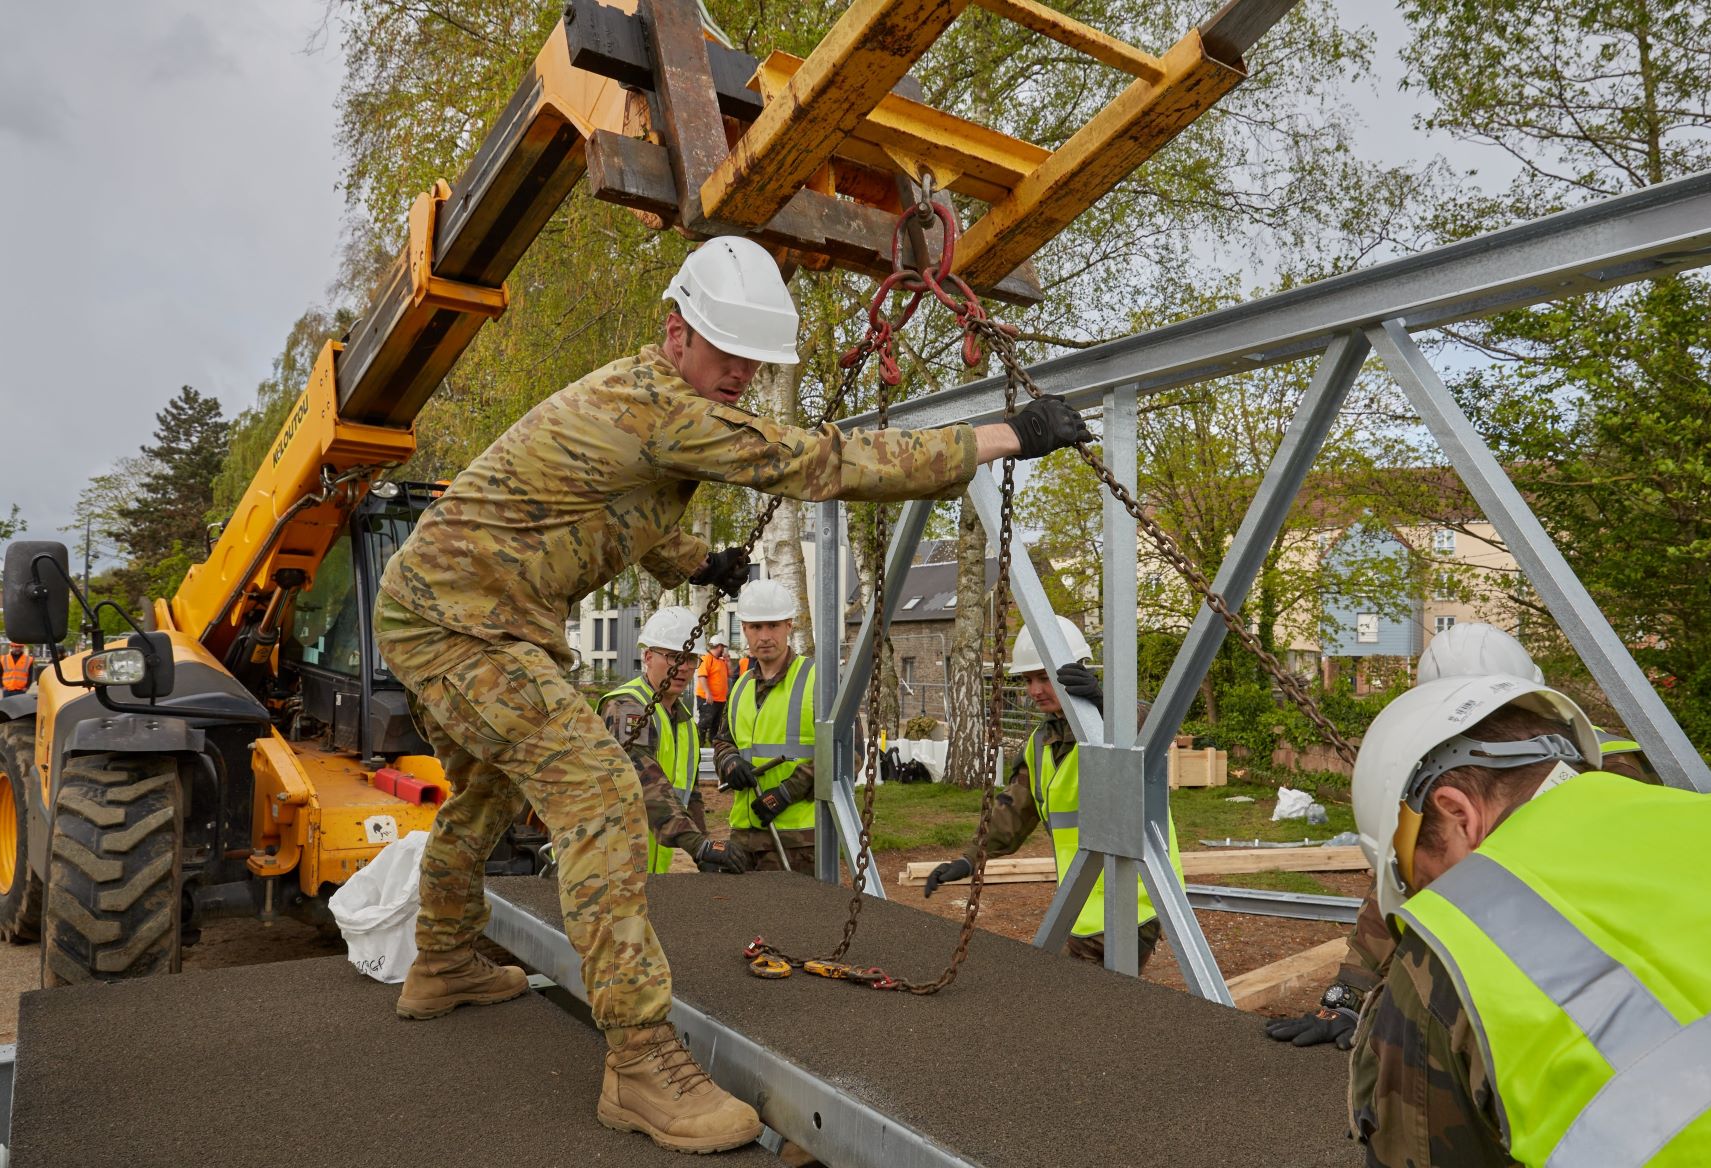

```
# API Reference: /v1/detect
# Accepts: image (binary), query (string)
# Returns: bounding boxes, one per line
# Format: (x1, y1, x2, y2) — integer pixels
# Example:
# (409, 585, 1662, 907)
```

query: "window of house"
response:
(1434, 528, 1457, 554)
(901, 596, 922, 610)
(900, 657, 916, 686)
(944, 595, 957, 609)
(1435, 615, 1457, 634)
(608, 617, 619, 649)
(1434, 572, 1457, 601)
(1356, 613, 1379, 644)
(593, 621, 604, 650)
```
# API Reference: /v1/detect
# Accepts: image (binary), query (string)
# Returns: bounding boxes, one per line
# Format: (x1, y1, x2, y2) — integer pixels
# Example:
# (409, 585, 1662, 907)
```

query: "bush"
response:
(1183, 674, 1406, 759)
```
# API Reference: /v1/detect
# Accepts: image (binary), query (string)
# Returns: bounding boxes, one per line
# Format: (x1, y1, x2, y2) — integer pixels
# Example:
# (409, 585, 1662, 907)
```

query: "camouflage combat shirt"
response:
(380, 345, 978, 661)
(712, 648, 816, 850)
(961, 714, 1072, 864)
(598, 690, 708, 852)
(1348, 930, 1513, 1167)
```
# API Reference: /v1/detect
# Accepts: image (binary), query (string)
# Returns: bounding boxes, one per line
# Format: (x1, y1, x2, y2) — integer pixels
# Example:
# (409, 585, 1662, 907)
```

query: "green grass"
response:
(861, 779, 1355, 855)
(1206, 870, 1335, 895)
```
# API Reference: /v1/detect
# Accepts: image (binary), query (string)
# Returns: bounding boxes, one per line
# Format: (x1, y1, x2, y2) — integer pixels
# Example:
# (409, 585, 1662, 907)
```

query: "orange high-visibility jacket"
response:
(2, 650, 33, 693)
(696, 652, 731, 702)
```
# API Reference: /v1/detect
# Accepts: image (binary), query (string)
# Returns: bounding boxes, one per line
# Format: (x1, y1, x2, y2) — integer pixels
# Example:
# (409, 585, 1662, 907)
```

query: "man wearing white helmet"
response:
(1268, 623, 1660, 1053)
(375, 234, 1092, 1153)
(923, 616, 1183, 968)
(712, 579, 818, 871)
(1346, 674, 1711, 1166)
(597, 607, 745, 876)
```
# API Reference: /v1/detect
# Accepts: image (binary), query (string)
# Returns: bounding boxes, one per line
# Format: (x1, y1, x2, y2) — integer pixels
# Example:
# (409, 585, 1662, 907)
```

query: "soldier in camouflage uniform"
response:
(374, 235, 1092, 1153)
(923, 617, 1177, 968)
(711, 579, 815, 872)
(595, 606, 746, 875)
(1347, 675, 1711, 1166)
(1268, 623, 1658, 1053)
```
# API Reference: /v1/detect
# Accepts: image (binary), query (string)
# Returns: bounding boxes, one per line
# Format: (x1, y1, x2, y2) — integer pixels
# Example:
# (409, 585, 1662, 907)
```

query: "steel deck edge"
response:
(484, 891, 979, 1168)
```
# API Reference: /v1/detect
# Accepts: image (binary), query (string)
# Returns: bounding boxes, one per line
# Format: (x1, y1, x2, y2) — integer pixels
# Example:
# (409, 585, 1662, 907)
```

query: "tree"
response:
(1395, 0, 1711, 743)
(112, 386, 230, 600)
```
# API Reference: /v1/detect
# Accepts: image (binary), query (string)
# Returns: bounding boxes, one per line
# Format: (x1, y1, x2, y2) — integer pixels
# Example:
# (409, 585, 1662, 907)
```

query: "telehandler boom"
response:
(0, 0, 1291, 982)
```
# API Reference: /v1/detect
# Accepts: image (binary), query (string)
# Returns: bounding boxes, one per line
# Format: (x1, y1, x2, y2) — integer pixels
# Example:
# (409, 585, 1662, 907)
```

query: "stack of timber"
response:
(897, 844, 1370, 886)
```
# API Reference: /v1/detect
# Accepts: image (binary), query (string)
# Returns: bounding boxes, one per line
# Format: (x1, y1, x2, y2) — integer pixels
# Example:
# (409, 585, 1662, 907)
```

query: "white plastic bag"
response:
(1271, 786, 1314, 822)
(329, 830, 431, 984)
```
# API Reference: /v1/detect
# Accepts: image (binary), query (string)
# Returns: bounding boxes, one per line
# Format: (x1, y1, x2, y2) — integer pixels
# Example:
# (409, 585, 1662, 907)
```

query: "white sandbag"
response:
(328, 830, 430, 984)
(1271, 786, 1314, 822)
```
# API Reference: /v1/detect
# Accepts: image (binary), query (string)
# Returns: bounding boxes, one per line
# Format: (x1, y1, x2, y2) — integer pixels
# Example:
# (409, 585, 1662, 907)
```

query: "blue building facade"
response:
(1319, 525, 1423, 658)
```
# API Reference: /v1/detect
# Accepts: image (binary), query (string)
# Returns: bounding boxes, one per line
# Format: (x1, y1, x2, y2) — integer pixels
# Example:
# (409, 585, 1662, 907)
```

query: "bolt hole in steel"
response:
(813, 1112, 823, 1130)
(0, 778, 14, 893)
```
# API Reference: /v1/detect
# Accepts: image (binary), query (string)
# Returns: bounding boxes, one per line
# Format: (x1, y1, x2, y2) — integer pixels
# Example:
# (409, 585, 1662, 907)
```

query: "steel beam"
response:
(1185, 884, 1363, 924)
(1369, 321, 1711, 792)
(841, 170, 1711, 431)
(484, 893, 970, 1168)
(813, 500, 845, 884)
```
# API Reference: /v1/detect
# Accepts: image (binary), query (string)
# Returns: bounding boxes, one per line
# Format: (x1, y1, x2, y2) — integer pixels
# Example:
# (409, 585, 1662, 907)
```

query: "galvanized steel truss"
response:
(812, 171, 1711, 1003)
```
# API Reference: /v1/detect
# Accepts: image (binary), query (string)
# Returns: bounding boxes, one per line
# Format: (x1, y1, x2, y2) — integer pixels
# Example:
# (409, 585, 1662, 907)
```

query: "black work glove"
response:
(1056, 662, 1103, 713)
(720, 756, 760, 791)
(691, 547, 750, 599)
(1005, 395, 1092, 460)
(694, 837, 747, 874)
(1263, 1006, 1359, 1050)
(753, 787, 792, 826)
(923, 856, 973, 898)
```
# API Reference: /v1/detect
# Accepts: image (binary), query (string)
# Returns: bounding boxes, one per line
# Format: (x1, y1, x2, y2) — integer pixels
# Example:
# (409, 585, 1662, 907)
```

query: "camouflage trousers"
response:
(375, 594, 670, 1029)
(1064, 918, 1162, 971)
(729, 827, 814, 875)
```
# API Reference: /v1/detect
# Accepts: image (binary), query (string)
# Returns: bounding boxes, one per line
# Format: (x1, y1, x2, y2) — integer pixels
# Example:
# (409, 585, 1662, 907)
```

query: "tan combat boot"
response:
(597, 1023, 764, 1153)
(395, 947, 529, 1019)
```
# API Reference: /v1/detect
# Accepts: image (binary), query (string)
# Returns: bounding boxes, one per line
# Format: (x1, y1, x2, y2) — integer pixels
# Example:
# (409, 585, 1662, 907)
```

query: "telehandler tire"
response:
(0, 723, 44, 943)
(41, 752, 183, 986)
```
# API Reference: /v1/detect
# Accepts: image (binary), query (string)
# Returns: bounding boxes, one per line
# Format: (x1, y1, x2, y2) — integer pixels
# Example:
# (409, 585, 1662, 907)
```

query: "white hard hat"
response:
(708, 631, 727, 647)
(636, 606, 703, 653)
(736, 579, 796, 622)
(1353, 674, 1600, 919)
(1417, 622, 1542, 684)
(663, 237, 799, 365)
(1007, 615, 1092, 676)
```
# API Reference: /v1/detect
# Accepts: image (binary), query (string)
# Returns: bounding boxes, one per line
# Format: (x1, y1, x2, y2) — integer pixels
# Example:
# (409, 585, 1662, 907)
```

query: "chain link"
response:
(967, 319, 1360, 768)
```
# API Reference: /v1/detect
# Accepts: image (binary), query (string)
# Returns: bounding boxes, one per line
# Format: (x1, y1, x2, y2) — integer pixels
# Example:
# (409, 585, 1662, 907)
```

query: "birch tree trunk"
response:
(752, 362, 812, 655)
(944, 492, 989, 786)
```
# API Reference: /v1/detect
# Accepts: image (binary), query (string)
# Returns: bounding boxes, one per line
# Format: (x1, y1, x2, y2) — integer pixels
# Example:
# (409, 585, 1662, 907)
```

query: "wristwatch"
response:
(1320, 982, 1362, 1012)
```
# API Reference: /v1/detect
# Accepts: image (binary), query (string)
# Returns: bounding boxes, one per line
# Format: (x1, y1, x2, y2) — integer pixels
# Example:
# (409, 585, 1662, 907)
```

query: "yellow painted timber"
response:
(700, 0, 973, 226)
(969, 0, 1164, 80)
(751, 51, 1048, 204)
(956, 28, 1244, 287)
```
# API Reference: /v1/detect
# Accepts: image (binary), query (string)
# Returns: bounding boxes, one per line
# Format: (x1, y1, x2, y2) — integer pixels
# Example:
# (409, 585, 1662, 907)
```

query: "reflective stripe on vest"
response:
(600, 677, 699, 874)
(1394, 774, 1711, 1167)
(726, 657, 816, 833)
(1, 653, 30, 691)
(1024, 726, 1181, 938)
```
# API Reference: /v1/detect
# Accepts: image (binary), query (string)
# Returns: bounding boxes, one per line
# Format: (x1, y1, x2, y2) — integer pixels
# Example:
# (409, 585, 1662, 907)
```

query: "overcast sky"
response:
(0, 1, 1490, 556)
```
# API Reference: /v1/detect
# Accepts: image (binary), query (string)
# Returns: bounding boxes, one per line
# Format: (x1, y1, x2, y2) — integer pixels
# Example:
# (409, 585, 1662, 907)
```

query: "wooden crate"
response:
(1167, 745, 1227, 788)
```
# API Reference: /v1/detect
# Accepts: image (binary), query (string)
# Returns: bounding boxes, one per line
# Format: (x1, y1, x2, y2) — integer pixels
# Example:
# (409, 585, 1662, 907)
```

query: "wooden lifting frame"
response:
(562, 0, 1296, 300)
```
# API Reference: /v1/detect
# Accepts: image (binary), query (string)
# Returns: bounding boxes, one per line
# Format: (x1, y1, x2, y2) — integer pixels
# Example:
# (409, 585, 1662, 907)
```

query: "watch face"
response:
(1321, 983, 1354, 1010)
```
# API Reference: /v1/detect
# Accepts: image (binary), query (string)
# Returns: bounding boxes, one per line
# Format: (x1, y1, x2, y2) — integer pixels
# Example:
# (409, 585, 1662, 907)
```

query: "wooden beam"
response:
(1199, 0, 1300, 63)
(955, 28, 1244, 288)
(897, 846, 1369, 886)
(969, 0, 1163, 80)
(751, 51, 1050, 204)
(1226, 938, 1346, 1012)
(699, 0, 972, 227)
(584, 129, 1046, 305)
(640, 0, 728, 226)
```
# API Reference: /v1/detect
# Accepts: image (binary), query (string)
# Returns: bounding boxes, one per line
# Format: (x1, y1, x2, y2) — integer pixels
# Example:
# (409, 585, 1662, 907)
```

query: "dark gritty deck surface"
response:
(494, 873, 1361, 1168)
(10, 955, 773, 1168)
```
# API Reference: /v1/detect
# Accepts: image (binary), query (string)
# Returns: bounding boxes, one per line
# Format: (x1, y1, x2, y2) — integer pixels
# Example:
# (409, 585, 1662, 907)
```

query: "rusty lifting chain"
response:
(623, 180, 1356, 995)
